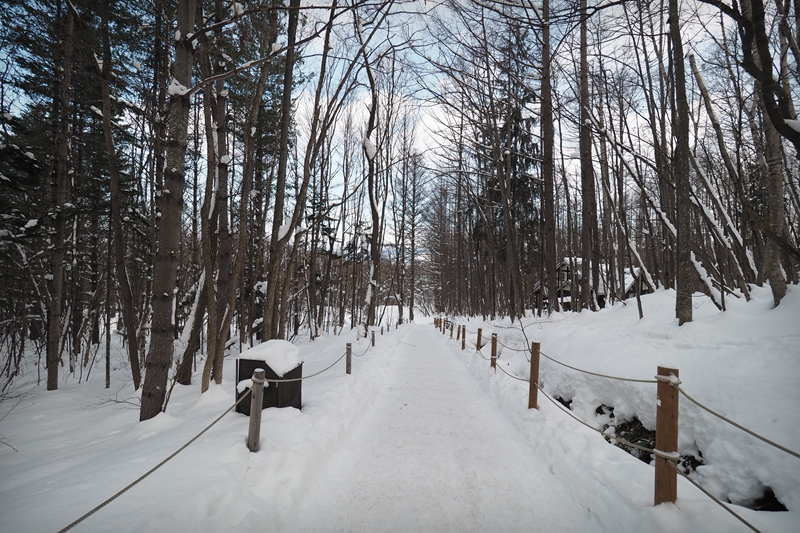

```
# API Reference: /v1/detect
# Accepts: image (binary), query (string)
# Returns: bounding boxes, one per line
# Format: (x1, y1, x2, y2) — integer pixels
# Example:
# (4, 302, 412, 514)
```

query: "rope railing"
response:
(539, 350, 658, 384)
(57, 331, 381, 533)
(262, 351, 348, 382)
(495, 338, 531, 353)
(666, 460, 762, 533)
(57, 390, 254, 533)
(486, 342, 769, 532)
(448, 321, 796, 529)
(675, 385, 800, 460)
(353, 341, 371, 357)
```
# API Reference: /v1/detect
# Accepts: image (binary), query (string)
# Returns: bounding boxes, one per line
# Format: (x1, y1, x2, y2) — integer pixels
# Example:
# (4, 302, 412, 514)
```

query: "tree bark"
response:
(140, 0, 196, 421)
(100, 0, 142, 389)
(670, 0, 693, 324)
(46, 6, 75, 391)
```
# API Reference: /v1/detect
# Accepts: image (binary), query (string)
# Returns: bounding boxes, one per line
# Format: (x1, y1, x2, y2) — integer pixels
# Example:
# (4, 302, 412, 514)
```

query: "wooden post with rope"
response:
(346, 343, 352, 375)
(528, 342, 540, 409)
(461, 328, 466, 350)
(456, 325, 461, 341)
(371, 330, 375, 347)
(247, 368, 265, 452)
(655, 366, 680, 505)
(491, 333, 497, 371)
(450, 322, 454, 338)
(477, 328, 482, 352)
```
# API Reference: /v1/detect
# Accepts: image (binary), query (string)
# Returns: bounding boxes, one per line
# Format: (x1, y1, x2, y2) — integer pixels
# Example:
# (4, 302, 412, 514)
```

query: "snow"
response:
(785, 119, 800, 133)
(0, 288, 798, 532)
(23, 219, 37, 229)
(232, 2, 244, 16)
(277, 223, 292, 241)
(363, 137, 377, 160)
(236, 378, 268, 394)
(133, 61, 141, 72)
(168, 78, 190, 96)
(90, 105, 103, 117)
(219, 154, 231, 165)
(237, 339, 302, 377)
(271, 42, 282, 54)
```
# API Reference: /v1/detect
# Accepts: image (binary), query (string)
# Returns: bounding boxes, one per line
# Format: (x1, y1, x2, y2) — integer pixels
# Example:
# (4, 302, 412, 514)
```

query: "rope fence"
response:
(57, 324, 398, 533)
(439, 318, 797, 532)
(58, 391, 254, 533)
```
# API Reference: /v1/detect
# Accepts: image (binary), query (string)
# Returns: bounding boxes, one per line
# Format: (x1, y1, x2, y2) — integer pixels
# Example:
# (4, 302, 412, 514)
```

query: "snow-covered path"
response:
(291, 325, 597, 532)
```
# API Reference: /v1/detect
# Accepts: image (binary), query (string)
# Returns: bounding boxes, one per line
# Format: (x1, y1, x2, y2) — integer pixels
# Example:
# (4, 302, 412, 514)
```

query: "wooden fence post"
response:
(371, 330, 375, 347)
(381, 325, 383, 335)
(477, 328, 482, 352)
(456, 325, 461, 341)
(491, 333, 497, 371)
(247, 368, 265, 452)
(450, 323, 454, 338)
(654, 366, 680, 505)
(346, 343, 352, 375)
(528, 342, 540, 409)
(461, 328, 465, 351)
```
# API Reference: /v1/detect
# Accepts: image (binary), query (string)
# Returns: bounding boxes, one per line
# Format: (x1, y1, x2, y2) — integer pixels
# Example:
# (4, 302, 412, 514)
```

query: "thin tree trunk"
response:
(670, 0, 693, 324)
(47, 6, 75, 391)
(101, 0, 141, 389)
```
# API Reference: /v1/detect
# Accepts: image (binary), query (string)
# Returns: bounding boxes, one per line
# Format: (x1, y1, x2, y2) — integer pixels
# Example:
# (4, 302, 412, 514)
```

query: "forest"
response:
(0, 0, 798, 422)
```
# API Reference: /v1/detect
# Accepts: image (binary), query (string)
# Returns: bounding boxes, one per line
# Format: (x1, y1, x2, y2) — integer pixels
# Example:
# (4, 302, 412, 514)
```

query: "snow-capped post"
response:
(346, 343, 352, 375)
(247, 368, 266, 453)
(371, 330, 376, 347)
(477, 329, 483, 352)
(528, 343, 540, 409)
(491, 334, 498, 371)
(654, 366, 680, 505)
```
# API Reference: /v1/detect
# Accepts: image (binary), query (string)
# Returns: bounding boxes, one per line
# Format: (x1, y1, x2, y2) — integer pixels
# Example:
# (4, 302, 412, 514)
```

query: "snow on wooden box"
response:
(235, 340, 304, 415)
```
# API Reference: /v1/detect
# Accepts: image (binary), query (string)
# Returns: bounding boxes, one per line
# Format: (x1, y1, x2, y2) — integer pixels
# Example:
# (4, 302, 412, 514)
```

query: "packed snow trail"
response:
(291, 325, 597, 532)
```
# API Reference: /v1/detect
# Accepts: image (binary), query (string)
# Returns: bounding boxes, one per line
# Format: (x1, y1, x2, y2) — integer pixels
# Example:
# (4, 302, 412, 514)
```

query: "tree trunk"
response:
(46, 6, 75, 391)
(670, 0, 693, 325)
(542, 0, 559, 314)
(140, 0, 196, 421)
(101, 0, 141, 389)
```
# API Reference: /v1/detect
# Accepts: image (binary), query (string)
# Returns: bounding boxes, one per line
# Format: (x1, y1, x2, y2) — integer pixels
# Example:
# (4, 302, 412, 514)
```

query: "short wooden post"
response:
(654, 366, 680, 505)
(461, 329, 465, 351)
(346, 343, 352, 375)
(528, 342, 540, 409)
(371, 330, 375, 347)
(450, 323, 454, 338)
(381, 325, 383, 335)
(477, 328, 482, 352)
(456, 325, 461, 341)
(442, 320, 446, 334)
(247, 368, 265, 452)
(491, 333, 497, 371)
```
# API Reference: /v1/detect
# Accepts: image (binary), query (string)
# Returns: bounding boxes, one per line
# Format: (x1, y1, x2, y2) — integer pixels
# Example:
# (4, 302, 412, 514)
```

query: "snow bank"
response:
(445, 284, 800, 532)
